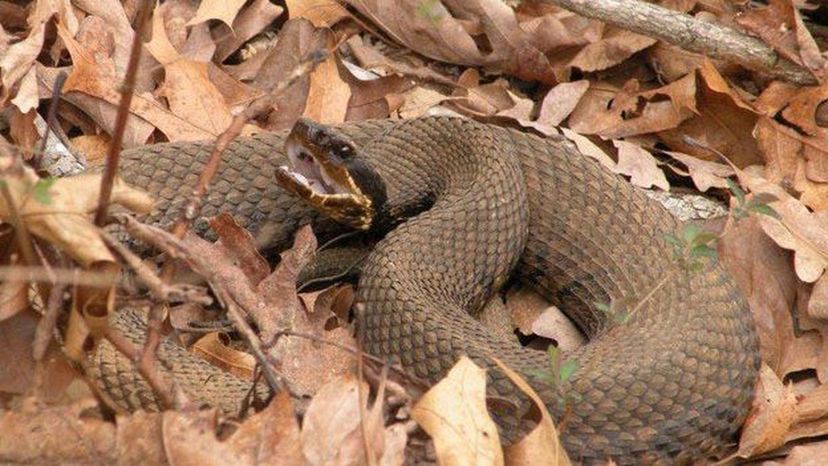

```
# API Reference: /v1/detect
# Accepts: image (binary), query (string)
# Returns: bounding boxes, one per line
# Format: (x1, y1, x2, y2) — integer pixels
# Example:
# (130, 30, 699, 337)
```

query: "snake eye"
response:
(331, 143, 354, 161)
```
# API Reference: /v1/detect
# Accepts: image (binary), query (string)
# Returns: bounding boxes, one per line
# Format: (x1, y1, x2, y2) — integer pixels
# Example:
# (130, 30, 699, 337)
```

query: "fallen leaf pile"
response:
(1, 0, 828, 464)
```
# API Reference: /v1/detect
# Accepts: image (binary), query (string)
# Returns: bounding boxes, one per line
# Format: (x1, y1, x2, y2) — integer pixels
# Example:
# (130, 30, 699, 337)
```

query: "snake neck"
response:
(355, 117, 530, 365)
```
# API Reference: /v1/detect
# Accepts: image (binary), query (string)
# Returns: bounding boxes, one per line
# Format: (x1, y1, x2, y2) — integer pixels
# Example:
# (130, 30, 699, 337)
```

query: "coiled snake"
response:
(88, 117, 759, 464)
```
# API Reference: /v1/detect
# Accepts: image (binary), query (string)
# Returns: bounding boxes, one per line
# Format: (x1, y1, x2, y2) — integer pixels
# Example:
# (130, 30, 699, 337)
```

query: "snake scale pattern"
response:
(87, 117, 759, 464)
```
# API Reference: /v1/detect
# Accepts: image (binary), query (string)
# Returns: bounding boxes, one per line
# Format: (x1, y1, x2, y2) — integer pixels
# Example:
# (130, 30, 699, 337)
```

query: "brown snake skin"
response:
(88, 117, 759, 464)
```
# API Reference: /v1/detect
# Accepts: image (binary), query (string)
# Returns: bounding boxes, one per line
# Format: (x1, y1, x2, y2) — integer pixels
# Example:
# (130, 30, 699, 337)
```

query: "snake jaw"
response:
(276, 119, 374, 230)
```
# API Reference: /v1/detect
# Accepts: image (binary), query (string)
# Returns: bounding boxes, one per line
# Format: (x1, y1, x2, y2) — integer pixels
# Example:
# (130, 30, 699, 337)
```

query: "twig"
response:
(544, 0, 817, 85)
(99, 230, 212, 305)
(33, 283, 67, 360)
(0, 265, 123, 287)
(34, 71, 67, 171)
(93, 0, 152, 226)
(102, 325, 179, 409)
(221, 296, 290, 396)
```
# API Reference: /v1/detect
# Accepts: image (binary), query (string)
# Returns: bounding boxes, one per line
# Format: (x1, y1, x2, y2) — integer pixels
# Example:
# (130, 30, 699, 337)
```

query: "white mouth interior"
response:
(283, 144, 351, 195)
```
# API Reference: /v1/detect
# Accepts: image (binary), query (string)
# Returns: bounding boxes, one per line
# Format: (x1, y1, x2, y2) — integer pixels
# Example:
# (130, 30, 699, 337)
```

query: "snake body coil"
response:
(91, 117, 759, 464)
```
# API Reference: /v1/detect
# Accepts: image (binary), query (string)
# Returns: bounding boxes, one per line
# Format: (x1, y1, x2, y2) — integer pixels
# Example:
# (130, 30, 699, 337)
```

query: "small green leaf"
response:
(727, 178, 745, 205)
(689, 244, 718, 260)
(0, 179, 6, 189)
(416, 0, 443, 24)
(689, 232, 718, 248)
(612, 311, 631, 324)
(593, 301, 611, 313)
(748, 202, 781, 219)
(559, 359, 579, 383)
(664, 234, 682, 247)
(682, 223, 701, 244)
(33, 178, 56, 204)
(547, 345, 561, 376)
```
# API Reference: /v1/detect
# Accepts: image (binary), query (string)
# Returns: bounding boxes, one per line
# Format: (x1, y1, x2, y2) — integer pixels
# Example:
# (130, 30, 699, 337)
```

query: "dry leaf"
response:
(568, 74, 697, 138)
(0, 310, 78, 398)
(0, 398, 116, 463)
(757, 199, 828, 283)
(190, 332, 257, 380)
(146, 7, 233, 136)
(57, 22, 217, 141)
(254, 19, 327, 130)
(664, 150, 734, 192)
(735, 364, 797, 458)
(0, 23, 45, 103)
(719, 215, 798, 376)
(659, 61, 762, 167)
(163, 397, 302, 466)
(493, 359, 571, 466)
(535, 80, 589, 127)
(613, 140, 669, 190)
(530, 307, 586, 353)
(187, 0, 246, 28)
(560, 128, 616, 171)
(285, 0, 349, 27)
(303, 53, 352, 124)
(411, 357, 503, 466)
(0, 162, 153, 267)
(344, 0, 555, 83)
(301, 374, 383, 466)
(214, 0, 284, 61)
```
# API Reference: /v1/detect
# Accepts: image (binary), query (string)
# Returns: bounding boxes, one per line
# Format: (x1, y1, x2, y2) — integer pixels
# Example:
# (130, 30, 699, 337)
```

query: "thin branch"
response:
(34, 71, 67, 170)
(103, 324, 180, 409)
(94, 0, 152, 226)
(545, 0, 817, 85)
(33, 283, 67, 361)
(0, 265, 112, 287)
(99, 230, 212, 305)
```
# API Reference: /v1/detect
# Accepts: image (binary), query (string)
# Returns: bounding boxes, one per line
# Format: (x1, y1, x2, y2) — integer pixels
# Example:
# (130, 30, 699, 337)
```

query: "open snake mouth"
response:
(275, 118, 374, 230)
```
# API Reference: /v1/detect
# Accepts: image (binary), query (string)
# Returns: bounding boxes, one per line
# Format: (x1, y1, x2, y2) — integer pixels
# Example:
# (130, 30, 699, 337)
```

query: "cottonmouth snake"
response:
(87, 117, 759, 464)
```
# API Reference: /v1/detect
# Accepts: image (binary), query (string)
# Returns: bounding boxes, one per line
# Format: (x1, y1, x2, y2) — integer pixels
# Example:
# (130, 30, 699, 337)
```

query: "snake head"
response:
(276, 118, 376, 230)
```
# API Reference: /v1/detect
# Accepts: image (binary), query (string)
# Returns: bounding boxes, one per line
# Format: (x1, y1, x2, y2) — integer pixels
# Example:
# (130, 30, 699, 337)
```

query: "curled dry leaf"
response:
(191, 332, 257, 380)
(735, 364, 797, 459)
(736, 0, 826, 80)
(0, 22, 45, 104)
(411, 356, 503, 466)
(492, 358, 571, 466)
(560, 128, 616, 171)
